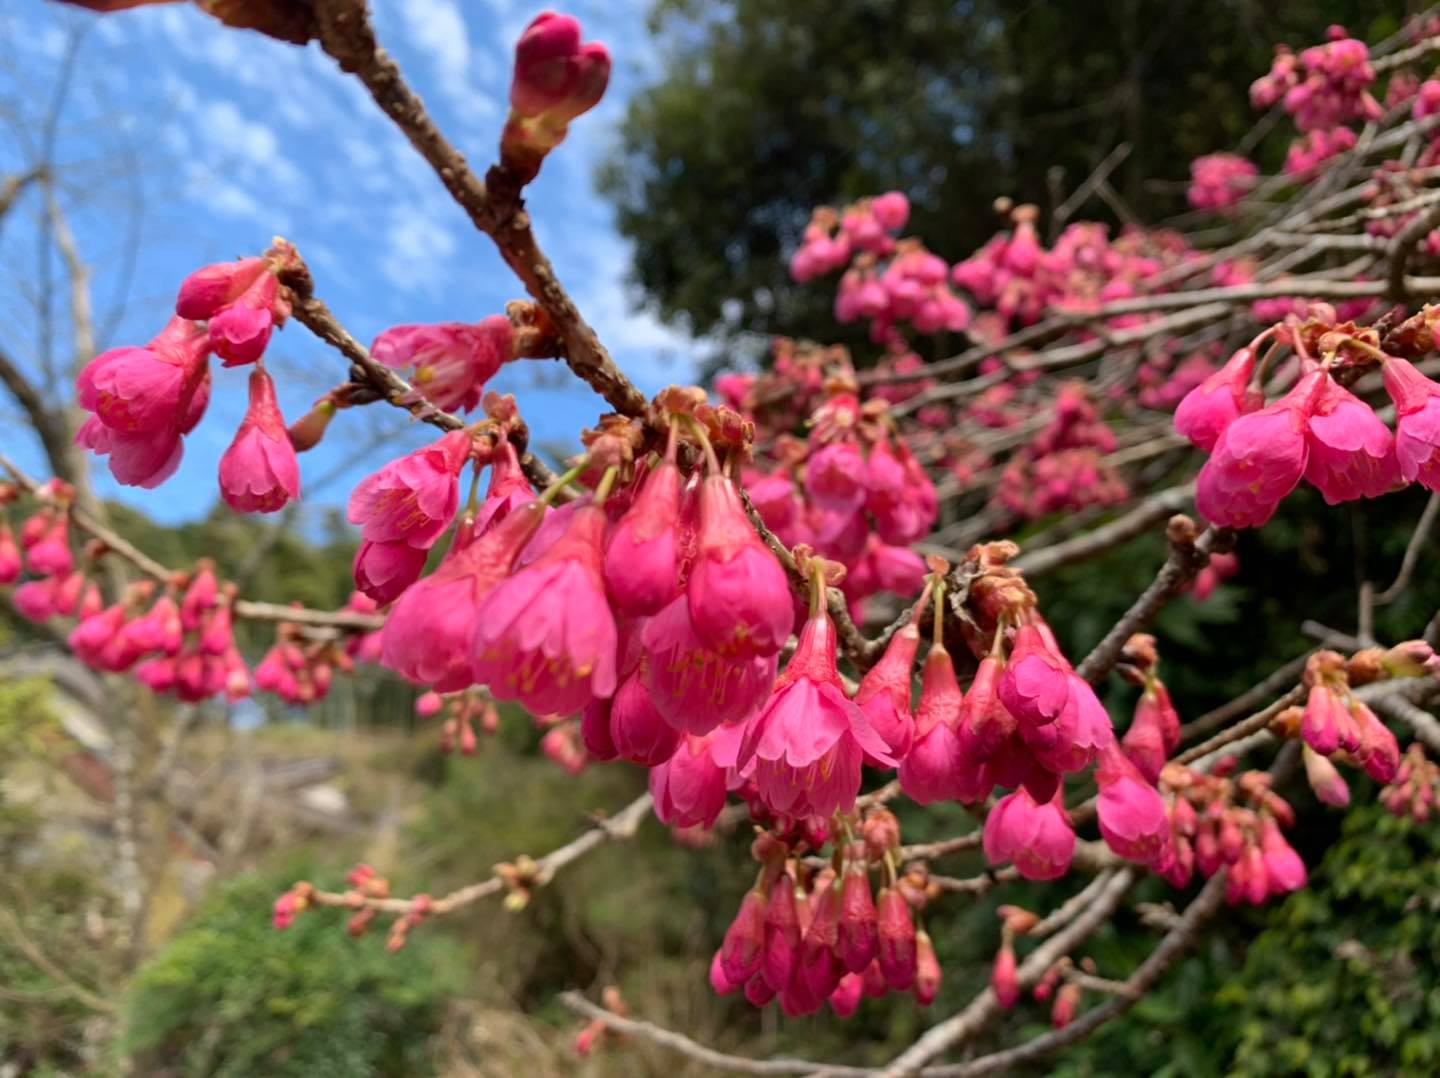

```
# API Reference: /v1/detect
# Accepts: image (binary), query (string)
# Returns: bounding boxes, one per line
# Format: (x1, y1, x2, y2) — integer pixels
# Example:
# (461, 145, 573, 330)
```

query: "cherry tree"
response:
(10, 2, 1440, 1072)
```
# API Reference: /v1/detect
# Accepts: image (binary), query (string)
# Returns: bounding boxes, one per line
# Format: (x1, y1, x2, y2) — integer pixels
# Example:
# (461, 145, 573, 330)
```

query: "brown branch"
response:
(872, 869, 1136, 1077)
(1075, 524, 1232, 684)
(1386, 202, 1440, 300)
(1013, 483, 1194, 577)
(309, 791, 653, 917)
(928, 872, 1228, 1077)
(1173, 686, 1303, 767)
(309, 0, 646, 418)
(1179, 651, 1313, 741)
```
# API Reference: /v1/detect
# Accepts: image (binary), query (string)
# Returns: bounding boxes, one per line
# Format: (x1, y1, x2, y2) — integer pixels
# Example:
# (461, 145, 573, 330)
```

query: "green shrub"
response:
(120, 865, 466, 1078)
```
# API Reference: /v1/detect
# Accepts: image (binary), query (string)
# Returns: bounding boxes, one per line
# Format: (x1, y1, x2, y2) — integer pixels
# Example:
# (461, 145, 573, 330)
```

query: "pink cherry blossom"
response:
(650, 734, 729, 829)
(474, 438, 536, 537)
(219, 366, 301, 513)
(348, 430, 471, 549)
(473, 501, 618, 716)
(370, 315, 514, 413)
(1382, 355, 1440, 489)
(604, 456, 680, 617)
(76, 316, 211, 436)
(736, 607, 894, 818)
(1173, 344, 1262, 452)
(352, 539, 429, 606)
(641, 596, 777, 734)
(853, 619, 919, 764)
(1196, 375, 1318, 528)
(687, 474, 793, 658)
(1095, 743, 1173, 868)
(608, 664, 681, 766)
(983, 786, 1075, 881)
(381, 502, 545, 692)
(1302, 373, 1398, 503)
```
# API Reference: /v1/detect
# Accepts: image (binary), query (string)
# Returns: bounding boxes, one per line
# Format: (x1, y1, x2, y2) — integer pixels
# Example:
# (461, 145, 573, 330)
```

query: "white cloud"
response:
(383, 202, 459, 290)
(395, 0, 497, 119)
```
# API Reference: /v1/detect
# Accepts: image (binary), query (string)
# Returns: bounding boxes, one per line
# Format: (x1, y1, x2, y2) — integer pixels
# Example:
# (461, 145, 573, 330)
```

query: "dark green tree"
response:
(600, 0, 1413, 356)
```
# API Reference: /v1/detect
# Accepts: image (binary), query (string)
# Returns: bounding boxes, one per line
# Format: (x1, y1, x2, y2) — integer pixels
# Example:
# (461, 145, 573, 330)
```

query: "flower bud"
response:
(838, 866, 878, 973)
(721, 890, 768, 985)
(991, 939, 1020, 1008)
(876, 888, 917, 990)
(913, 930, 941, 1006)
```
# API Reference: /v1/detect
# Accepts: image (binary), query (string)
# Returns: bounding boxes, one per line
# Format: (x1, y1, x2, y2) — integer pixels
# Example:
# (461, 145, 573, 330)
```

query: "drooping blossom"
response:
(473, 499, 618, 716)
(1382, 355, 1440, 490)
(218, 366, 301, 513)
(0, 524, 20, 584)
(899, 632, 987, 804)
(983, 787, 1075, 881)
(1095, 743, 1173, 869)
(853, 616, 920, 764)
(176, 256, 288, 366)
(370, 315, 514, 412)
(650, 734, 729, 829)
(991, 939, 1020, 1008)
(1195, 373, 1319, 528)
(381, 502, 546, 692)
(1301, 373, 1398, 503)
(720, 890, 767, 986)
(1302, 744, 1350, 807)
(876, 888, 916, 991)
(641, 596, 777, 734)
(608, 661, 682, 766)
(687, 474, 793, 659)
(838, 865, 878, 974)
(1173, 344, 1262, 452)
(1122, 679, 1180, 784)
(604, 454, 680, 617)
(474, 437, 536, 536)
(736, 595, 894, 818)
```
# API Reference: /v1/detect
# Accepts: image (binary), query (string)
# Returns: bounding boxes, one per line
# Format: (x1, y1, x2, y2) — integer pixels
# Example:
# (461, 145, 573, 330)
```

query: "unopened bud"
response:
(1166, 514, 1199, 546)
(287, 399, 335, 452)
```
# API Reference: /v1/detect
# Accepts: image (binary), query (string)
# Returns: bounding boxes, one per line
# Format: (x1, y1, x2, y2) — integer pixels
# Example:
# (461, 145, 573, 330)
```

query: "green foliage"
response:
(602, 0, 1406, 355)
(120, 865, 466, 1078)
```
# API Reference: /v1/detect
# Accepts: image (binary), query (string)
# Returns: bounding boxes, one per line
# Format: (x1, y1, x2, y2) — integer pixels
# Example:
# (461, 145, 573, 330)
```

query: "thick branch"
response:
(309, 0, 646, 417)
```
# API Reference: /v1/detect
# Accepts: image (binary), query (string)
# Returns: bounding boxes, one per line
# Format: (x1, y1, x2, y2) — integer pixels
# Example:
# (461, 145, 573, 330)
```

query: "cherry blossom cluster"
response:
(1186, 153, 1260, 212)
(1177, 307, 1440, 528)
(712, 810, 940, 1017)
(1380, 743, 1440, 821)
(992, 381, 1127, 519)
(1155, 762, 1307, 906)
(1250, 26, 1381, 177)
(951, 207, 1193, 334)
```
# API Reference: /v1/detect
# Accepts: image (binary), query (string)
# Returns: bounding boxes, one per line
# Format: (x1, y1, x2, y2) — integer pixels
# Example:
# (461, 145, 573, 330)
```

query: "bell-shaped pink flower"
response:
(1302, 744, 1350, 807)
(1196, 374, 1319, 528)
(762, 874, 801, 992)
(641, 596, 777, 734)
(899, 642, 988, 804)
(473, 501, 618, 716)
(381, 502, 546, 691)
(352, 538, 429, 605)
(371, 315, 513, 413)
(1352, 699, 1400, 783)
(838, 866, 878, 974)
(1095, 743, 1173, 868)
(75, 415, 185, 489)
(176, 257, 268, 320)
(604, 457, 680, 617)
(609, 663, 682, 765)
(828, 972, 864, 1018)
(854, 619, 920, 764)
(957, 654, 1015, 761)
(1301, 682, 1346, 755)
(983, 786, 1075, 881)
(348, 430, 472, 549)
(0, 524, 20, 584)
(799, 881, 843, 1001)
(650, 734, 728, 829)
(26, 515, 73, 577)
(736, 606, 894, 818)
(1302, 374, 1398, 503)
(76, 316, 211, 436)
(124, 595, 181, 658)
(1259, 817, 1306, 895)
(876, 888, 917, 990)
(720, 890, 767, 985)
(219, 366, 300, 513)
(1173, 344, 1262, 452)
(1122, 680, 1180, 784)
(805, 442, 867, 514)
(474, 438, 536, 537)
(687, 475, 793, 658)
(1382, 355, 1440, 490)
(998, 624, 1070, 726)
(206, 269, 282, 366)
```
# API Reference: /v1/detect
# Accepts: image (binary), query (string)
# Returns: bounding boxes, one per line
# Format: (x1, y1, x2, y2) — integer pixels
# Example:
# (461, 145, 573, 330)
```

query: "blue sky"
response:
(0, 0, 696, 526)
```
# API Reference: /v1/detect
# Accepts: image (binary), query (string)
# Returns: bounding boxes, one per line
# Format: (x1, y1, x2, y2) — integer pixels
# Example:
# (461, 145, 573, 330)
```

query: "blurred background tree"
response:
(600, 0, 1412, 362)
